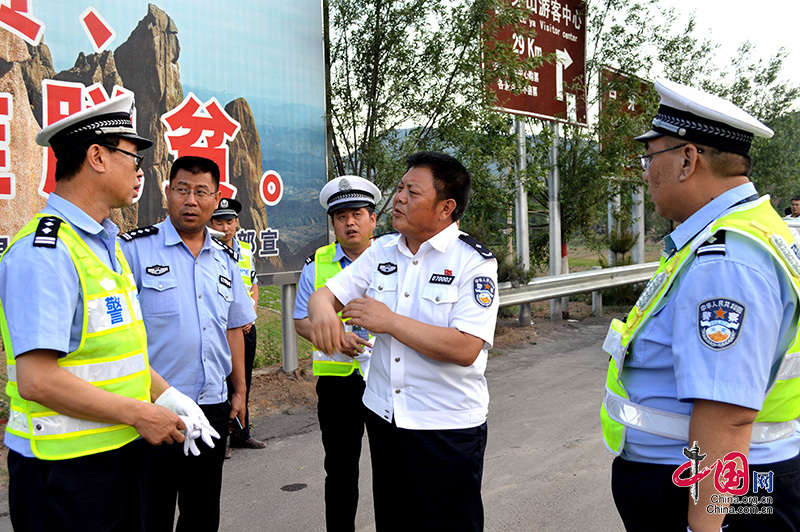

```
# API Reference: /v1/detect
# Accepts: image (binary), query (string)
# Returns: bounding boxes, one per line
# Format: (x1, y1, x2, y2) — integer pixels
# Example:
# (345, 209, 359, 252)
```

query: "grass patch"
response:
(255, 285, 313, 367)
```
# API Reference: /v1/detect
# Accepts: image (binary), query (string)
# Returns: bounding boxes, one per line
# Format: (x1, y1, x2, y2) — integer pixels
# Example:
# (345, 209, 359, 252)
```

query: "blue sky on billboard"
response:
(25, 0, 328, 272)
(40, 1, 324, 105)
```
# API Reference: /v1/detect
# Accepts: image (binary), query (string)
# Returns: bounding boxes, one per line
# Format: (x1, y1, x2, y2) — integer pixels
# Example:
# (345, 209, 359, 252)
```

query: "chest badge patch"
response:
(219, 275, 232, 289)
(473, 276, 495, 308)
(378, 262, 397, 275)
(430, 273, 455, 285)
(146, 264, 170, 276)
(697, 298, 746, 350)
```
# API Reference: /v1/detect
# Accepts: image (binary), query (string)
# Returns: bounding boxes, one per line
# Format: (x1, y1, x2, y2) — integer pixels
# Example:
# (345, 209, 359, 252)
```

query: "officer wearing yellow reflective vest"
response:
(209, 197, 267, 451)
(603, 79, 800, 532)
(293, 175, 380, 531)
(0, 94, 212, 531)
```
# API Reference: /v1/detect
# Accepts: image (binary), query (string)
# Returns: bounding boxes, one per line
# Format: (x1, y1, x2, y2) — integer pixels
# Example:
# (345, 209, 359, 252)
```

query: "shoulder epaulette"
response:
(32, 216, 62, 248)
(120, 226, 159, 242)
(697, 231, 726, 257)
(458, 234, 495, 259)
(212, 236, 240, 261)
(305, 253, 315, 266)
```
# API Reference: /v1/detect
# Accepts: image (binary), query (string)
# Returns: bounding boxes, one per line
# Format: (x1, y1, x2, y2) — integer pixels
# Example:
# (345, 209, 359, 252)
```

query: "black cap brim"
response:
(327, 199, 372, 215)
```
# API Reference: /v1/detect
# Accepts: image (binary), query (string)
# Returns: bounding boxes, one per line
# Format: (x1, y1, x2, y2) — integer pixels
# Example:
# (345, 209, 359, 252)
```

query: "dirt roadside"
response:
(246, 300, 608, 420)
(0, 301, 612, 487)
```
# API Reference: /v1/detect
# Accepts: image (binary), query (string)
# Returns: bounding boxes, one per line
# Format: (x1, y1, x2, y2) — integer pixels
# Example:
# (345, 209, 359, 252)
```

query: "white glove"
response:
(179, 415, 202, 456)
(156, 387, 221, 454)
(353, 348, 371, 381)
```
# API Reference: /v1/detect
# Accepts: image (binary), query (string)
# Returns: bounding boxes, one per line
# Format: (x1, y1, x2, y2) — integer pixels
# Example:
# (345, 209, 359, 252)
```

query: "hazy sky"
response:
(657, 0, 798, 86)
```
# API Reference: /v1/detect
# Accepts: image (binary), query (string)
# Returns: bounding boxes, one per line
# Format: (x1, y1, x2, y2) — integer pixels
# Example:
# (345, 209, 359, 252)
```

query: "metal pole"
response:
(281, 283, 299, 373)
(607, 187, 620, 266)
(514, 118, 531, 326)
(632, 184, 645, 264)
(591, 266, 603, 316)
(548, 122, 562, 322)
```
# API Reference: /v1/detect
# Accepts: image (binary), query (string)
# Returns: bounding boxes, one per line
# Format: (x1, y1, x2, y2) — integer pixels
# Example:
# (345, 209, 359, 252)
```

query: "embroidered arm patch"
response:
(473, 276, 496, 308)
(697, 298, 746, 350)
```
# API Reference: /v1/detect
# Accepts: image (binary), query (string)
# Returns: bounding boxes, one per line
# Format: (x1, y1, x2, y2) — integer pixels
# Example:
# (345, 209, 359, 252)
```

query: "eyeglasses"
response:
(638, 144, 704, 171)
(99, 144, 144, 170)
(169, 186, 216, 199)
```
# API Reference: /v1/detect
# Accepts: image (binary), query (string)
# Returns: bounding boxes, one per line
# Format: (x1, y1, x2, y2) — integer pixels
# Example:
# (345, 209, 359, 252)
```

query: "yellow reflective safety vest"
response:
(312, 243, 363, 377)
(601, 197, 800, 456)
(0, 215, 151, 460)
(238, 239, 255, 298)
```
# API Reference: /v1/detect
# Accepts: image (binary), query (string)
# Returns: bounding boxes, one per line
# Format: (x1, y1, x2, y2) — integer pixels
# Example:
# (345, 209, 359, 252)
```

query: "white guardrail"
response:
(497, 262, 659, 308)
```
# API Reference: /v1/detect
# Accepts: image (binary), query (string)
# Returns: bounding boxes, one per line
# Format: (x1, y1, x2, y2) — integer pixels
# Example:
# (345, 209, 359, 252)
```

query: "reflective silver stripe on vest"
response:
(7, 410, 28, 433)
(602, 326, 625, 366)
(6, 353, 145, 384)
(313, 350, 354, 363)
(129, 288, 143, 322)
(776, 351, 800, 380)
(604, 390, 798, 444)
(8, 409, 117, 437)
(86, 291, 135, 333)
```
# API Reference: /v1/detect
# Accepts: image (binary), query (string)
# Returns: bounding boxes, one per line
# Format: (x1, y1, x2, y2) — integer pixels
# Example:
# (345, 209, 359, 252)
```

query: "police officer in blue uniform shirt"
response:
(0, 94, 211, 531)
(308, 152, 499, 532)
(120, 156, 257, 532)
(602, 79, 800, 532)
(294, 175, 380, 532)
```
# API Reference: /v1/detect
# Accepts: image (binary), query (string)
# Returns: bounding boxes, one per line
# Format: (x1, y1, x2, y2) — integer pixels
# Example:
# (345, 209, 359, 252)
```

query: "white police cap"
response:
(635, 78, 773, 156)
(35, 93, 153, 157)
(319, 176, 381, 215)
(212, 197, 242, 220)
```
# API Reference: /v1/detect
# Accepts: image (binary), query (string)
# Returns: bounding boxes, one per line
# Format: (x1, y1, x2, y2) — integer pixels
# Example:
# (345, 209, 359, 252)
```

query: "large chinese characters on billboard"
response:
(0, 0, 328, 279)
(490, 0, 587, 125)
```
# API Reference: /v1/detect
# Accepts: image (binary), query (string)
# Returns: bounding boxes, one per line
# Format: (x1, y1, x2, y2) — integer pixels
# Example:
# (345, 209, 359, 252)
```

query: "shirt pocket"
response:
(140, 277, 179, 317)
(419, 284, 459, 326)
(629, 302, 670, 367)
(367, 275, 397, 307)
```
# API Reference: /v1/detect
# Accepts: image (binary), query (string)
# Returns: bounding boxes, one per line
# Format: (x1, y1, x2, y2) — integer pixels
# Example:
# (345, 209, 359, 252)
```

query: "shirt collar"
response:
(46, 193, 117, 239)
(396, 222, 459, 256)
(332, 243, 352, 267)
(665, 182, 758, 253)
(163, 216, 211, 250)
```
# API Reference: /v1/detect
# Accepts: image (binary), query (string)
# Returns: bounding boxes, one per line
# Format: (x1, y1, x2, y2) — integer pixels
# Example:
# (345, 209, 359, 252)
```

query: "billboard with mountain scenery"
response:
(0, 0, 328, 281)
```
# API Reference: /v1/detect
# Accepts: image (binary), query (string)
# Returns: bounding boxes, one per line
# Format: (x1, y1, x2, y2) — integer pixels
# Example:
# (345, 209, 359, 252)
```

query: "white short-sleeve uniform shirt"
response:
(326, 223, 499, 430)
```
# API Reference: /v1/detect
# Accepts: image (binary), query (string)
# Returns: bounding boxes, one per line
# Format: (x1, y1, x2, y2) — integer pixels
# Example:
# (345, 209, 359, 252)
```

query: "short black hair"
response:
(54, 135, 122, 182)
(169, 156, 221, 189)
(792, 196, 800, 202)
(404, 151, 470, 222)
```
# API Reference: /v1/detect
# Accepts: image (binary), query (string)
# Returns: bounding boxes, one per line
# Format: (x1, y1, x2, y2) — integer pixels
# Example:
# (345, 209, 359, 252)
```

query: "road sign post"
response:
(488, 1, 587, 321)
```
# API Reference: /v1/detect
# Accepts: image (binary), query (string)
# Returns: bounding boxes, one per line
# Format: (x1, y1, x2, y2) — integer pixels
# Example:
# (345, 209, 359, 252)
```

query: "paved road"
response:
(0, 316, 626, 531)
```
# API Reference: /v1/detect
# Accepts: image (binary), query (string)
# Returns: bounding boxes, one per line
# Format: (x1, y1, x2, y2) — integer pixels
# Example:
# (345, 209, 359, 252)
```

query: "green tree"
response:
(324, 0, 547, 260)
(581, 0, 799, 246)
(325, 0, 799, 272)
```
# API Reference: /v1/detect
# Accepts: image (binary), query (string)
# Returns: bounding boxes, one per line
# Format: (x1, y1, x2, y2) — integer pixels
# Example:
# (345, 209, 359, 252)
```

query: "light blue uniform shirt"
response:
(293, 243, 352, 320)
(623, 183, 800, 465)
(121, 217, 256, 405)
(0, 194, 121, 456)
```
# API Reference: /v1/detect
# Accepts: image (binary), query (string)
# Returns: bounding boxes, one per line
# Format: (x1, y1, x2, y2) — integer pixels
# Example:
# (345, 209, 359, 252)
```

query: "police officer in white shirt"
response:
(308, 151, 499, 532)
